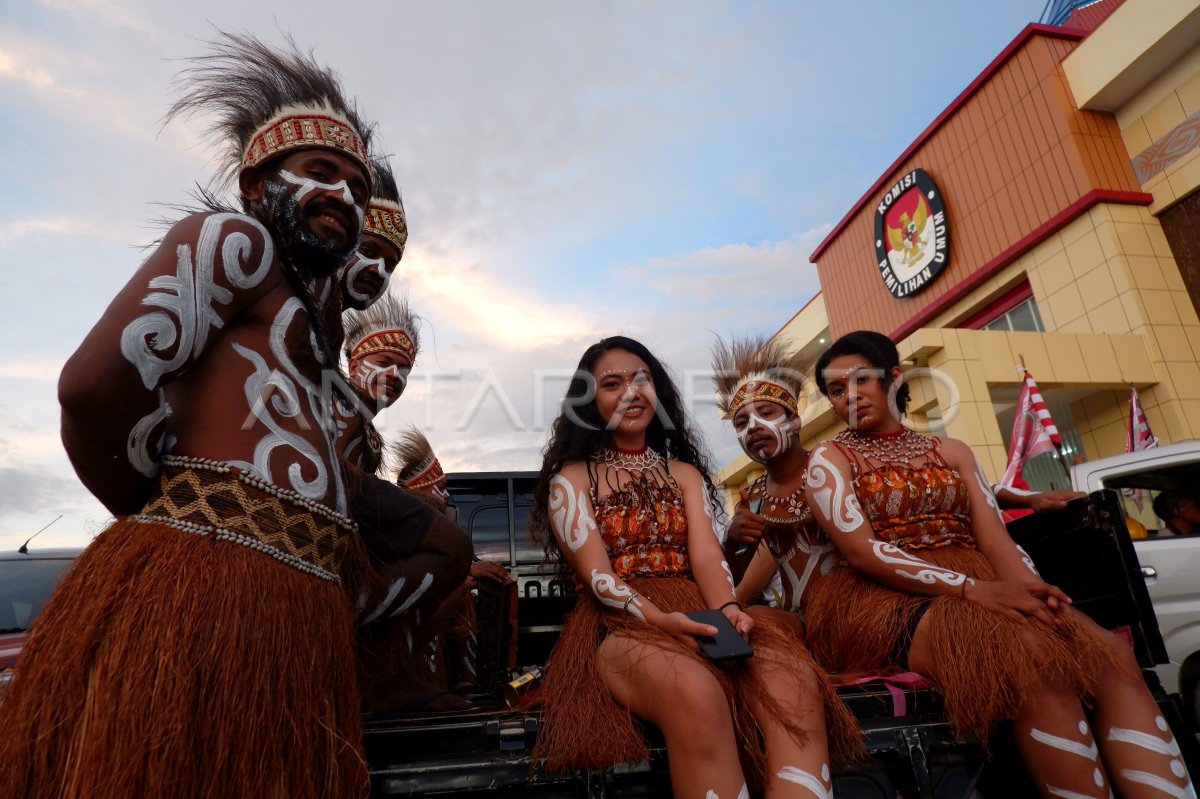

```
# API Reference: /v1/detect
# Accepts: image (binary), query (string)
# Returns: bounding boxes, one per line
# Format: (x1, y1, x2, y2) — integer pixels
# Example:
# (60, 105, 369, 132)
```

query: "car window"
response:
(0, 558, 75, 632)
(467, 505, 511, 564)
(513, 503, 542, 564)
(1097, 462, 1200, 539)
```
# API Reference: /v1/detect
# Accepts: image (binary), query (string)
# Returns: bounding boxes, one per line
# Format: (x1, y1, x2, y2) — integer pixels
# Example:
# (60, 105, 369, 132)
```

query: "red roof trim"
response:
(889, 189, 1153, 342)
(809, 23, 1087, 263)
(957, 280, 1034, 329)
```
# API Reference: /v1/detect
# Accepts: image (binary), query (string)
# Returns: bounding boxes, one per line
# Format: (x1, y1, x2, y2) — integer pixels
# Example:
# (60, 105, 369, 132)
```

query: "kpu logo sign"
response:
(874, 168, 949, 298)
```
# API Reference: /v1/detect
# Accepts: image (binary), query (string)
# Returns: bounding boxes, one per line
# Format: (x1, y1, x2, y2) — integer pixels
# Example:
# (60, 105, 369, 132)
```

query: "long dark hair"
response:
(814, 330, 911, 415)
(530, 336, 723, 562)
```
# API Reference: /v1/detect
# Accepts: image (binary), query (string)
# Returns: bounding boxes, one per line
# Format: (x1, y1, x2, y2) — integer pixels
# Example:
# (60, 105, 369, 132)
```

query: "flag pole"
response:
(1017, 353, 1071, 485)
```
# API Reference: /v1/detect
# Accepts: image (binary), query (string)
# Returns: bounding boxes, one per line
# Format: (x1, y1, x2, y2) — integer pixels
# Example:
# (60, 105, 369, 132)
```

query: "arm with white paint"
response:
(548, 463, 718, 642)
(674, 461, 754, 636)
(938, 438, 1047, 584)
(59, 212, 282, 514)
(804, 441, 974, 598)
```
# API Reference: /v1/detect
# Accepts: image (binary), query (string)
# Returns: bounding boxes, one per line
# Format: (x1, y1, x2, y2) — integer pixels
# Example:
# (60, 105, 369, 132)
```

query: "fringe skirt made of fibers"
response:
(533, 576, 861, 790)
(803, 543, 1135, 742)
(0, 460, 368, 799)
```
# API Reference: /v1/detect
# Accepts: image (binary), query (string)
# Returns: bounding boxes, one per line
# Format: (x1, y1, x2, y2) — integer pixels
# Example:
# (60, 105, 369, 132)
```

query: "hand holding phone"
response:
(685, 609, 754, 661)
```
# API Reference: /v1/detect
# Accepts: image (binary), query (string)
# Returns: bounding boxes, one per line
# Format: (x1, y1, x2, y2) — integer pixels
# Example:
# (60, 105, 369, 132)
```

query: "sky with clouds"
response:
(0, 0, 1043, 548)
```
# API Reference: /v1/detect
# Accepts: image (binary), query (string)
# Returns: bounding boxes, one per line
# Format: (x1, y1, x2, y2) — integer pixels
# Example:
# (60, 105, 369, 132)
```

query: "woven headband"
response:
(727, 378, 798, 419)
(363, 199, 408, 253)
(349, 328, 416, 364)
(243, 108, 369, 178)
(405, 457, 445, 493)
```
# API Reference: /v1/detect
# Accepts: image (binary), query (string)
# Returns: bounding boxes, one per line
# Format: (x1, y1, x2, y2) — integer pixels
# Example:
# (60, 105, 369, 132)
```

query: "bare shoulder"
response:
(553, 460, 589, 487)
(808, 439, 850, 470)
(934, 436, 975, 468)
(158, 211, 280, 291)
(666, 459, 701, 484)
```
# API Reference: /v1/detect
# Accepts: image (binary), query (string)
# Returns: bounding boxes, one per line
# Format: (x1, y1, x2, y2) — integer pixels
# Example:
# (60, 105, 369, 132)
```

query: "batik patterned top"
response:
(832, 435, 975, 552)
(592, 474, 691, 579)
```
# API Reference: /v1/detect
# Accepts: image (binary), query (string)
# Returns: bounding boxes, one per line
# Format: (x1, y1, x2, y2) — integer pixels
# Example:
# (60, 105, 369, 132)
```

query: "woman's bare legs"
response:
(1080, 619, 1196, 799)
(598, 634, 747, 799)
(910, 617, 1113, 798)
(746, 638, 834, 799)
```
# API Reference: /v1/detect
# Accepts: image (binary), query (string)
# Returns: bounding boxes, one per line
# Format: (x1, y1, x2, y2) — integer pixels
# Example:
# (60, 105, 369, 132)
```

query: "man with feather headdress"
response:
(712, 336, 835, 634)
(0, 32, 376, 798)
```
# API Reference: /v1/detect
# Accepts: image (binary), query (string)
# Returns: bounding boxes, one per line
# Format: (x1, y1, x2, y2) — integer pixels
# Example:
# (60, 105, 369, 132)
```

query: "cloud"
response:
(0, 466, 88, 516)
(402, 246, 601, 351)
(0, 217, 127, 248)
(0, 361, 62, 381)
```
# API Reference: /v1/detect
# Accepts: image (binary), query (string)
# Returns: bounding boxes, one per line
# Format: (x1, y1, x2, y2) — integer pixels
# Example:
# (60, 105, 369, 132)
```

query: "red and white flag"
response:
(1001, 369, 1061, 487)
(1125, 386, 1158, 454)
(1123, 387, 1158, 510)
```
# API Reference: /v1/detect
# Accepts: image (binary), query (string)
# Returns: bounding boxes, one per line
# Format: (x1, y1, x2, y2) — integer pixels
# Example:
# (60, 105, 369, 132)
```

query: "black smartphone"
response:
(685, 609, 753, 661)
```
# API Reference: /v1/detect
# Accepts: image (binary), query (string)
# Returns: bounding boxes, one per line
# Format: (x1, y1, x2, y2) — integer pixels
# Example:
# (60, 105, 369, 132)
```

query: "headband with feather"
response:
(363, 158, 408, 256)
(711, 336, 808, 419)
(165, 30, 373, 190)
(344, 293, 420, 365)
(391, 427, 446, 495)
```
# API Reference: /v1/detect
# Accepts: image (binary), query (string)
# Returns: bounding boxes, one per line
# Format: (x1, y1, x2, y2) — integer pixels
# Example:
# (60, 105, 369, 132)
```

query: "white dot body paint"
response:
(1118, 770, 1195, 799)
(870, 539, 971, 587)
(548, 475, 597, 552)
(1093, 768, 1103, 787)
(776, 764, 833, 799)
(589, 569, 645, 621)
(806, 445, 865, 533)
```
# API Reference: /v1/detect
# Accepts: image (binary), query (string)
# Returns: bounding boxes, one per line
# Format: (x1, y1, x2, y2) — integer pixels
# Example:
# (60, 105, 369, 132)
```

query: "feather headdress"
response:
(343, 293, 420, 365)
(391, 427, 446, 494)
(165, 30, 373, 189)
(711, 336, 808, 419)
(363, 158, 407, 256)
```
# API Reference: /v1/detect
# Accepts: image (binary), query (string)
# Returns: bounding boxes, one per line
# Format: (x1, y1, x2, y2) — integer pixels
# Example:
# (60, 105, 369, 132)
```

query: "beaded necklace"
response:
(590, 446, 664, 472)
(836, 426, 933, 463)
(750, 473, 810, 524)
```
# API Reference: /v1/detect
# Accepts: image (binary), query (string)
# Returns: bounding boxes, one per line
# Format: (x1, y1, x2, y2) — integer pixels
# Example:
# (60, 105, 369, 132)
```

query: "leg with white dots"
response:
(1084, 624, 1196, 798)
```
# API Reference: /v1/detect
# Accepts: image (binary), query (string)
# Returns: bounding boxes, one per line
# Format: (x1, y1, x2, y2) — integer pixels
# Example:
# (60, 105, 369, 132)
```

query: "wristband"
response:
(622, 593, 641, 613)
(718, 600, 741, 612)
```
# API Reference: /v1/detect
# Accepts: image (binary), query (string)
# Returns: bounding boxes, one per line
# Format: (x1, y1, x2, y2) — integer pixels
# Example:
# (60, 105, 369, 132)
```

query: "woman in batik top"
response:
(531, 336, 857, 799)
(803, 330, 1194, 799)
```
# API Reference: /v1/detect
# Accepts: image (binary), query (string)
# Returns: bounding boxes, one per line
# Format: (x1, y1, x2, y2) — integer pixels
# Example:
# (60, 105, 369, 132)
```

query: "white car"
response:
(1071, 440, 1200, 724)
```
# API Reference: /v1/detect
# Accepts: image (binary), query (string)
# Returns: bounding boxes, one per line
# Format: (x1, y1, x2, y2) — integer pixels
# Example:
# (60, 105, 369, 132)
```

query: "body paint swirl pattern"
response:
(549, 474, 597, 552)
(870, 539, 972, 588)
(589, 569, 645, 621)
(806, 445, 865, 533)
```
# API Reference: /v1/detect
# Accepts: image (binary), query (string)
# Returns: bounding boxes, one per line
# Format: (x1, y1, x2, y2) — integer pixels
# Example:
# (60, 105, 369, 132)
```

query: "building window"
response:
(958, 281, 1045, 332)
(981, 296, 1045, 332)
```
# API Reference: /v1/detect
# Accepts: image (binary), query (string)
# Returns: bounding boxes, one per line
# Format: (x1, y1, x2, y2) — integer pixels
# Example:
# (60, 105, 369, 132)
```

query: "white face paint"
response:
(589, 569, 645, 621)
(870, 539, 971, 587)
(735, 412, 797, 464)
(549, 474, 597, 552)
(278, 169, 365, 225)
(355, 359, 410, 404)
(343, 252, 388, 305)
(776, 764, 832, 799)
(806, 445, 865, 533)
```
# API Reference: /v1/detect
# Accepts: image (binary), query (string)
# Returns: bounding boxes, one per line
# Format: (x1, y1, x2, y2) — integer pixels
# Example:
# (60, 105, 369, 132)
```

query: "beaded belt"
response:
(130, 455, 356, 584)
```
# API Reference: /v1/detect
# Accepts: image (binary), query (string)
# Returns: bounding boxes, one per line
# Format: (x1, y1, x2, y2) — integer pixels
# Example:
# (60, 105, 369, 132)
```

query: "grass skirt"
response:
(0, 461, 367, 799)
(533, 576, 860, 789)
(803, 544, 1131, 740)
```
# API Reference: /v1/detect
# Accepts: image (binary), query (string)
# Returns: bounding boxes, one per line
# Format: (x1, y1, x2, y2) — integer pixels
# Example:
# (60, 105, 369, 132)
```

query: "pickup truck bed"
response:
(366, 491, 1199, 797)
